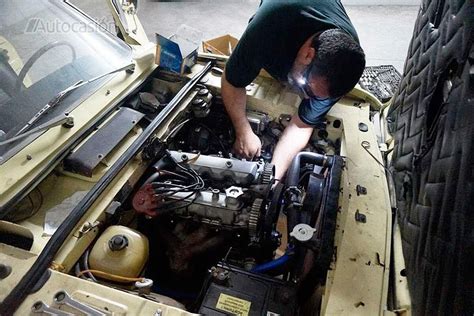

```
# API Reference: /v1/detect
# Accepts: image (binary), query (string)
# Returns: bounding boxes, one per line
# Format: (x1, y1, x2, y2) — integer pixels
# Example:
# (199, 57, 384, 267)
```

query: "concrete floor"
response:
(75, 1, 419, 73)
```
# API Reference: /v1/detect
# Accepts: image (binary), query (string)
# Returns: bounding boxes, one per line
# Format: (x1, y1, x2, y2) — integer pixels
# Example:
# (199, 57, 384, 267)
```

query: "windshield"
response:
(0, 0, 132, 160)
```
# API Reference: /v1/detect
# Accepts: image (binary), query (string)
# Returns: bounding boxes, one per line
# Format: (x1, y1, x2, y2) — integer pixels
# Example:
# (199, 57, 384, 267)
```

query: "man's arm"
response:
(221, 71, 262, 159)
(271, 114, 314, 181)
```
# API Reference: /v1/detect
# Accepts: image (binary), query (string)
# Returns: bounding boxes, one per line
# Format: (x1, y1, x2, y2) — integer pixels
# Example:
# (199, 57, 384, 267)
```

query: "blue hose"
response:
(251, 252, 293, 273)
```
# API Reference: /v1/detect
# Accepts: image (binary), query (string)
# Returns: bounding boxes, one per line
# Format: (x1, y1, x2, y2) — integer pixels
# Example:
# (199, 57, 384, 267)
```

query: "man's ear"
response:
(295, 46, 315, 66)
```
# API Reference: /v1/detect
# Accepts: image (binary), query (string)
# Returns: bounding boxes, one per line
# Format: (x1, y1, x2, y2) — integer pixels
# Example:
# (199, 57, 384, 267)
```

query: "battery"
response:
(198, 263, 297, 315)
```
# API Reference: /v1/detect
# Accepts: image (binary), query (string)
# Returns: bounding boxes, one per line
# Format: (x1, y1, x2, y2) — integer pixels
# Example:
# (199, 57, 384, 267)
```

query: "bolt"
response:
(198, 88, 209, 96)
(358, 122, 368, 132)
(32, 302, 42, 311)
(192, 98, 204, 107)
(55, 291, 66, 302)
(63, 116, 75, 128)
(0, 264, 11, 279)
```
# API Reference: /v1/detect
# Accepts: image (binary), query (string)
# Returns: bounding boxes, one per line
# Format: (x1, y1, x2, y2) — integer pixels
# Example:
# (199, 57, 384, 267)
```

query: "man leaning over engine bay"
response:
(221, 0, 365, 180)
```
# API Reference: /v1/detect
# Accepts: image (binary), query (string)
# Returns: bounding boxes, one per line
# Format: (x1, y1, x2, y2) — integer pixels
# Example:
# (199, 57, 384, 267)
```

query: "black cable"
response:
(145, 153, 206, 216)
(149, 161, 205, 204)
(13, 187, 44, 222)
(196, 123, 229, 157)
(157, 170, 189, 180)
(152, 169, 202, 192)
(152, 182, 188, 189)
(36, 187, 44, 208)
(298, 171, 323, 185)
(153, 177, 203, 195)
(27, 195, 35, 216)
(175, 162, 205, 190)
(162, 191, 197, 206)
(171, 193, 198, 210)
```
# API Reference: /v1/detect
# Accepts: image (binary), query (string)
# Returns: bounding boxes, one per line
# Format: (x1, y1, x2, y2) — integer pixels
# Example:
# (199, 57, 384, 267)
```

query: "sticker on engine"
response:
(216, 293, 251, 316)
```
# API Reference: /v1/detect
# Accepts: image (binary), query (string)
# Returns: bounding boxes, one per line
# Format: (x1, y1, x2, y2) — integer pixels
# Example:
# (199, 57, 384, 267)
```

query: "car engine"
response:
(130, 147, 282, 292)
(63, 75, 344, 312)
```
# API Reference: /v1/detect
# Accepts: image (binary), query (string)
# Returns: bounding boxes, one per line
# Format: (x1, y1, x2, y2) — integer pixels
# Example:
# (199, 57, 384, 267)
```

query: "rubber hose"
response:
(251, 252, 293, 273)
(285, 152, 332, 232)
(286, 152, 331, 186)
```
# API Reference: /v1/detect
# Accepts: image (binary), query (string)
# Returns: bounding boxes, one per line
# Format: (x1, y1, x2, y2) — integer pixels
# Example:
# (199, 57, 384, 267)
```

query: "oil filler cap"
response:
(108, 234, 129, 251)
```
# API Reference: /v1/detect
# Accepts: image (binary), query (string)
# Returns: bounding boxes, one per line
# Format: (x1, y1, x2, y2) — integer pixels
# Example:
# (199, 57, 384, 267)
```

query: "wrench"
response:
(31, 301, 72, 316)
(54, 291, 105, 316)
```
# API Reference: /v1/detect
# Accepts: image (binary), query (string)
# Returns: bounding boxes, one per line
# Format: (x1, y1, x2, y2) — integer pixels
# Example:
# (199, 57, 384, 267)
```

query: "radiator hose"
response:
(251, 247, 295, 274)
(285, 152, 332, 232)
(286, 152, 331, 187)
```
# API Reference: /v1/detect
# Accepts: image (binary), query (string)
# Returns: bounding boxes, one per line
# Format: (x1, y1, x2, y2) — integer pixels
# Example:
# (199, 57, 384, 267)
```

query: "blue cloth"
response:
(298, 97, 340, 126)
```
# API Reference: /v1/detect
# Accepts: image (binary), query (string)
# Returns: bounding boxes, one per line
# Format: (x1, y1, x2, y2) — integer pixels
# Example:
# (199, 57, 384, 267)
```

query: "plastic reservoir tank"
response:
(89, 225, 149, 282)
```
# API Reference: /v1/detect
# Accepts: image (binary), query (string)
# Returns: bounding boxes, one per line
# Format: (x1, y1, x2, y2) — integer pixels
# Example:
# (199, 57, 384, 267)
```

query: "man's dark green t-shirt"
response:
(225, 0, 359, 88)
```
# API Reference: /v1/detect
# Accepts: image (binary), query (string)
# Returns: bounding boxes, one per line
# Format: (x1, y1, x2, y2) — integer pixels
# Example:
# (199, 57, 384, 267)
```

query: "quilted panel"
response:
(387, 0, 473, 315)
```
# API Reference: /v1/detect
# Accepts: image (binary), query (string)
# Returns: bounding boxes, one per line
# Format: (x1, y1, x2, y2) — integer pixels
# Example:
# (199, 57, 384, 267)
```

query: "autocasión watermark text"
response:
(24, 17, 115, 34)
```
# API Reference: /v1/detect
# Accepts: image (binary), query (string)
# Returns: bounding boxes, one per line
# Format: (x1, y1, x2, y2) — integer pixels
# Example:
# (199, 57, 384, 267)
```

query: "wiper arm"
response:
(14, 62, 135, 137)
(0, 115, 74, 146)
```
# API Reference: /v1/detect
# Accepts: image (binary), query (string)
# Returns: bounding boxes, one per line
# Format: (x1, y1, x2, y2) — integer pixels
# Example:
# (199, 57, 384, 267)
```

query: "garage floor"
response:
(76, 1, 419, 73)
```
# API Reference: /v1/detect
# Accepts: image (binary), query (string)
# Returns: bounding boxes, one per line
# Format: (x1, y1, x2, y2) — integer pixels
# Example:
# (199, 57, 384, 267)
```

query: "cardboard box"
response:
(155, 25, 201, 74)
(202, 34, 239, 56)
(202, 34, 272, 79)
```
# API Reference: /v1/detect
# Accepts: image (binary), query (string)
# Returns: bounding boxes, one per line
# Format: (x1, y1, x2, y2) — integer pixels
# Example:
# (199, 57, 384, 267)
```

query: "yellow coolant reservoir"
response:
(88, 225, 149, 282)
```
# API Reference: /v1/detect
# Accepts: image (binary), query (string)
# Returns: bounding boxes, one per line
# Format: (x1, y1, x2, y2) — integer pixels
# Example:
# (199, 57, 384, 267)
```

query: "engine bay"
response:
(92, 71, 342, 313)
(3, 67, 346, 314)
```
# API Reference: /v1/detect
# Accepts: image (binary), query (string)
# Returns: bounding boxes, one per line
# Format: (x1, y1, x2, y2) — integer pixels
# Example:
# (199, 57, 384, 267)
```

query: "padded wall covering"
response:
(387, 0, 473, 314)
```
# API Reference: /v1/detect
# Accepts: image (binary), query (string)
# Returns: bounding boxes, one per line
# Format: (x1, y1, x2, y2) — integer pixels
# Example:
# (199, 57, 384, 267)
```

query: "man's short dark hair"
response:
(310, 29, 365, 97)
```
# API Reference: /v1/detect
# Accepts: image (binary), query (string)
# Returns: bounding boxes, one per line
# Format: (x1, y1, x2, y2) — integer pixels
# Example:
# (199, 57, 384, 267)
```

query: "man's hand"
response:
(271, 115, 314, 180)
(234, 128, 262, 159)
(221, 71, 263, 159)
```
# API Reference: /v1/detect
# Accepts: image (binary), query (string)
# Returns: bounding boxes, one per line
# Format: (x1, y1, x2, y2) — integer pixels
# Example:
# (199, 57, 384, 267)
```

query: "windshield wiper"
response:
(9, 62, 135, 141)
(0, 115, 74, 146)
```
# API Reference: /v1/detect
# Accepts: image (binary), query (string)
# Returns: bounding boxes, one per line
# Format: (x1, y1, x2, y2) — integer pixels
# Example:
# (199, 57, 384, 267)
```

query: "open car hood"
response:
(106, 0, 149, 46)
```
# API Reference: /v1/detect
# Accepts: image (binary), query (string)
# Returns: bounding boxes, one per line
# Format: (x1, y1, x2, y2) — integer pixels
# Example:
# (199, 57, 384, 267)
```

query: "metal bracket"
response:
(32, 301, 71, 315)
(76, 221, 100, 238)
(355, 210, 367, 223)
(356, 184, 367, 196)
(54, 291, 105, 316)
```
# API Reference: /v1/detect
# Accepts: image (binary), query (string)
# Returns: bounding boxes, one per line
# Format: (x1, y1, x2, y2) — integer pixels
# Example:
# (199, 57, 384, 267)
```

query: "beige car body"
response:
(0, 2, 409, 315)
